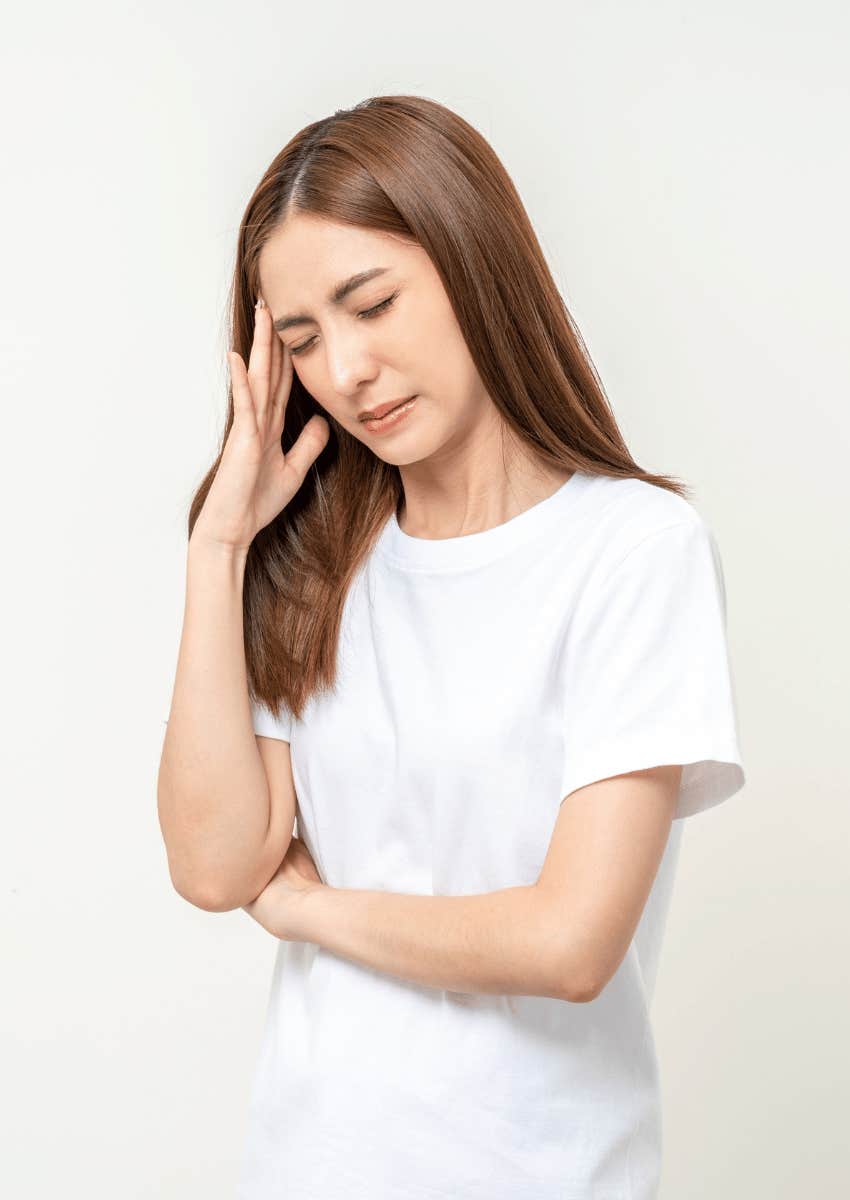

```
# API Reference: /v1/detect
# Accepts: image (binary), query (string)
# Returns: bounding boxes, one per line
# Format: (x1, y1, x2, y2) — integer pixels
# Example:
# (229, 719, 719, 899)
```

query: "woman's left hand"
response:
(241, 835, 324, 940)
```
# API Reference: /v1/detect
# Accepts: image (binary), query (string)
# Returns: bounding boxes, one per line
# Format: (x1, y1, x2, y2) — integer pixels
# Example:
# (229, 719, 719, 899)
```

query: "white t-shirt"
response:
(238, 469, 745, 1200)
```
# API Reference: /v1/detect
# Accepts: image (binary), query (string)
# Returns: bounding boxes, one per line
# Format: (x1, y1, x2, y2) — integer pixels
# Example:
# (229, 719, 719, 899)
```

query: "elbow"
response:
(181, 884, 241, 914)
(166, 860, 249, 914)
(553, 968, 604, 1004)
(548, 948, 607, 1004)
(532, 885, 607, 1003)
(158, 799, 265, 915)
(170, 873, 231, 914)
(564, 974, 605, 1003)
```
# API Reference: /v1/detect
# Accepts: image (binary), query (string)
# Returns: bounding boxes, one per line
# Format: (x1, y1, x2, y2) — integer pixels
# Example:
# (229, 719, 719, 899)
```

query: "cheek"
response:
(290, 355, 321, 396)
(420, 298, 475, 372)
(424, 325, 477, 396)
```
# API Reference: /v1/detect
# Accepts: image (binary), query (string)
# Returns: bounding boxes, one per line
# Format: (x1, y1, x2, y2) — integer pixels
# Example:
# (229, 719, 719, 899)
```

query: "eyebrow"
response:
(272, 267, 391, 333)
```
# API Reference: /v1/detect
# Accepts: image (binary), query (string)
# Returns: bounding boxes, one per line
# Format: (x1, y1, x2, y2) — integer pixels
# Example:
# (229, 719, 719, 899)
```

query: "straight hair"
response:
(187, 94, 690, 722)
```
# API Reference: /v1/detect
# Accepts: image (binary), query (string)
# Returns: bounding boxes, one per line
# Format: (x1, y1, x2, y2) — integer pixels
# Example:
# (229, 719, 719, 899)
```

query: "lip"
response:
(358, 396, 416, 422)
(361, 396, 417, 435)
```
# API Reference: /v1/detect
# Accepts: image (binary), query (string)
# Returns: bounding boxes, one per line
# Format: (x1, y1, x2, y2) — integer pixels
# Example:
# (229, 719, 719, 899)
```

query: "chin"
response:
(368, 424, 449, 468)
(353, 411, 443, 467)
(368, 443, 431, 468)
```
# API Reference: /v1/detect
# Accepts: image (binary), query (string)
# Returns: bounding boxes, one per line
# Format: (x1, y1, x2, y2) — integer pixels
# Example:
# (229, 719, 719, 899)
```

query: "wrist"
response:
(188, 528, 250, 570)
(285, 881, 329, 943)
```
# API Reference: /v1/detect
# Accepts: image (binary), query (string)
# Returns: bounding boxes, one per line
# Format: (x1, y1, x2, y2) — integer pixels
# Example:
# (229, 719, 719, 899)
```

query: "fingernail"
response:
(255, 296, 265, 310)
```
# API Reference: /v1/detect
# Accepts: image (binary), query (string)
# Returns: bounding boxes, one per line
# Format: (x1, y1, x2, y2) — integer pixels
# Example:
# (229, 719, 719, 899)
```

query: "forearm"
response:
(289, 882, 572, 1001)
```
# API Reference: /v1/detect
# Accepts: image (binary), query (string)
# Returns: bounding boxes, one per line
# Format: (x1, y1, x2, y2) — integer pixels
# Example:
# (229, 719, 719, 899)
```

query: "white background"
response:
(2, 1, 848, 1195)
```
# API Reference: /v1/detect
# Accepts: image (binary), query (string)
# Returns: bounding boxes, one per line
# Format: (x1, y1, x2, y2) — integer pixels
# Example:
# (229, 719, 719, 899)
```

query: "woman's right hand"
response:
(191, 299, 330, 553)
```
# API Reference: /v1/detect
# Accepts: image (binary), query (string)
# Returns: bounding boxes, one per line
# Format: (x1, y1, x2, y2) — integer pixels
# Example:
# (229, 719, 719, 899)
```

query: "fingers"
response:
(227, 294, 289, 436)
(247, 299, 272, 417)
(270, 337, 294, 425)
(269, 316, 283, 400)
(227, 351, 259, 434)
(282, 414, 330, 485)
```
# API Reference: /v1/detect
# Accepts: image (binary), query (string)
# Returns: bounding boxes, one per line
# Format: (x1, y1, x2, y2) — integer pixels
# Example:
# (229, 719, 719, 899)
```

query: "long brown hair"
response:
(188, 94, 690, 722)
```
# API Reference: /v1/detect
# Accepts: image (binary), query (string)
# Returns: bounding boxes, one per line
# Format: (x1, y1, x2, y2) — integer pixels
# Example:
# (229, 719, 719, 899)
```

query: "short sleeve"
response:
(558, 518, 746, 820)
(250, 697, 294, 743)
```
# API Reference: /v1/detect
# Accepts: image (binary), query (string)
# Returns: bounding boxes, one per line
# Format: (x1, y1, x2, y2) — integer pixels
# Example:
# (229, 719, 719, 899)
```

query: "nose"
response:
(324, 323, 379, 396)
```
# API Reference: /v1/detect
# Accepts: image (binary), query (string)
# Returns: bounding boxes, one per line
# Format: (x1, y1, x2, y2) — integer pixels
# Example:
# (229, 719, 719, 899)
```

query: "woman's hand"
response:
(191, 298, 330, 554)
(241, 835, 325, 940)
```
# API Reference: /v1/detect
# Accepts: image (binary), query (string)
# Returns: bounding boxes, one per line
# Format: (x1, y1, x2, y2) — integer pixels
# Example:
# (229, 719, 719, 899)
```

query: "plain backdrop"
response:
(2, 1, 848, 1196)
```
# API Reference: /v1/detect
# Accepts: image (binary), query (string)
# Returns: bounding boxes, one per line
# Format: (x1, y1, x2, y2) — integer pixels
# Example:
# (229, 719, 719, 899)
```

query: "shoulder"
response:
(563, 477, 729, 648)
(560, 474, 723, 612)
(578, 474, 710, 572)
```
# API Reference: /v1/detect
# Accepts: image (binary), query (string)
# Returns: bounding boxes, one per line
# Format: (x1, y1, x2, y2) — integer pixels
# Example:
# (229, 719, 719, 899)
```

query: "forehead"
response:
(258, 214, 420, 301)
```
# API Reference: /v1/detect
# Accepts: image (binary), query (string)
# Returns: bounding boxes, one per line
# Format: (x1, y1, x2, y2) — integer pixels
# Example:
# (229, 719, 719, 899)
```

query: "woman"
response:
(158, 94, 745, 1200)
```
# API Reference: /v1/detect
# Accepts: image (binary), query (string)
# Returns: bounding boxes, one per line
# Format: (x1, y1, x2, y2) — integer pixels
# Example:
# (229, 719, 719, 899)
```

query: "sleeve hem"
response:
(250, 699, 293, 743)
(559, 741, 746, 821)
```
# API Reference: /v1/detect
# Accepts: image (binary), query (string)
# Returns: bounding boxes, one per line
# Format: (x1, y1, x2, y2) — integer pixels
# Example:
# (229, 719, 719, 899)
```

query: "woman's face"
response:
(256, 212, 495, 466)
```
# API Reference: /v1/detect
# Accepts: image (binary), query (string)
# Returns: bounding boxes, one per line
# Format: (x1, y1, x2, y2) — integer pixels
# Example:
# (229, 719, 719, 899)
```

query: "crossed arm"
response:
(289, 879, 580, 1000)
(244, 763, 681, 1003)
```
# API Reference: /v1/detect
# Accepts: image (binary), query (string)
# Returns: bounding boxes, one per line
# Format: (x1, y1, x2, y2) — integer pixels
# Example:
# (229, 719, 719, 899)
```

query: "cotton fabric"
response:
(237, 469, 746, 1199)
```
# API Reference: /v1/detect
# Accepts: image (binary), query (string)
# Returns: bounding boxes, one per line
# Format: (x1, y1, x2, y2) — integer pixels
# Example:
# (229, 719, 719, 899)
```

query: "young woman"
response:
(158, 94, 746, 1200)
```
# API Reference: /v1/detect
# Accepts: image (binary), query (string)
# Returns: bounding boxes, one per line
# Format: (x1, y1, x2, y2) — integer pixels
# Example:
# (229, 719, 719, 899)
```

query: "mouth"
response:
(358, 395, 417, 422)
(360, 395, 418, 434)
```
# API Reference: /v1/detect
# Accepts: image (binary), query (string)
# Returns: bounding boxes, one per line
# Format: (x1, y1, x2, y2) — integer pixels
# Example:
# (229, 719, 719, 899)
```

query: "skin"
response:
(256, 211, 574, 539)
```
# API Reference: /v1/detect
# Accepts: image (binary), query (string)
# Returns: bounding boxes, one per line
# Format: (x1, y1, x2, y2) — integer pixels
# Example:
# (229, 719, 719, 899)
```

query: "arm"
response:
(157, 534, 295, 911)
(292, 881, 577, 1001)
(271, 764, 681, 1002)
(535, 763, 682, 996)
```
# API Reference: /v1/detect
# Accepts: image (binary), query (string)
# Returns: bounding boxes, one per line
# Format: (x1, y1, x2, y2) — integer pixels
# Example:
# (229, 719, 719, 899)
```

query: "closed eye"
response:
(288, 291, 400, 357)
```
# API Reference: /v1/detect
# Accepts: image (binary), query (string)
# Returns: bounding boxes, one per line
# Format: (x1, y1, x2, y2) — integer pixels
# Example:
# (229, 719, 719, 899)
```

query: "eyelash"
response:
(288, 291, 400, 357)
